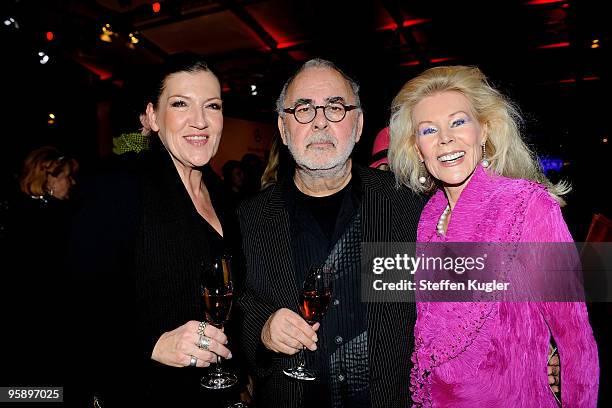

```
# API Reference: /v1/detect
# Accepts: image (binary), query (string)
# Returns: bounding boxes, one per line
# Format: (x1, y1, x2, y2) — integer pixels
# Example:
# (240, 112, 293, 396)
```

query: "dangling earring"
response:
(418, 161, 427, 184)
(46, 185, 54, 197)
(481, 142, 490, 168)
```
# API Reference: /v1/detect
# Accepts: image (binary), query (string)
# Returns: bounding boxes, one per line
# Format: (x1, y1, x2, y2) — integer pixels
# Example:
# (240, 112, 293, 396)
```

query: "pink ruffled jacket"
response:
(411, 166, 599, 407)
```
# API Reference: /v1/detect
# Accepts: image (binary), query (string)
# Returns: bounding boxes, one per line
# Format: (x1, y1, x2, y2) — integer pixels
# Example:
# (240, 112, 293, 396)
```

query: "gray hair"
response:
(275, 58, 361, 115)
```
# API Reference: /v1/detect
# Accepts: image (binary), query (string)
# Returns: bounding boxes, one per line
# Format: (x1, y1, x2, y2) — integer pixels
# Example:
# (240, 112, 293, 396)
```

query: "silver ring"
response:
(197, 321, 207, 336)
(197, 335, 211, 350)
(189, 355, 197, 367)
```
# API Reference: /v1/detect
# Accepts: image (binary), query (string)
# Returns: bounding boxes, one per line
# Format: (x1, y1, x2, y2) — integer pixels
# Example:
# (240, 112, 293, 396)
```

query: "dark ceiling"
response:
(3, 0, 608, 114)
(1, 0, 611, 238)
(1, 0, 609, 166)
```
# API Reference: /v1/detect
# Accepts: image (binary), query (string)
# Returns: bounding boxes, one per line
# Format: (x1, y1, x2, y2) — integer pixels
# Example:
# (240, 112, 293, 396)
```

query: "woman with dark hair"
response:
(70, 55, 244, 405)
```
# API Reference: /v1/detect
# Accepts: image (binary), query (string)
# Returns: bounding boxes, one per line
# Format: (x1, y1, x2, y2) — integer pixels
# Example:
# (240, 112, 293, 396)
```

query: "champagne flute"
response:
(201, 255, 238, 390)
(283, 264, 334, 381)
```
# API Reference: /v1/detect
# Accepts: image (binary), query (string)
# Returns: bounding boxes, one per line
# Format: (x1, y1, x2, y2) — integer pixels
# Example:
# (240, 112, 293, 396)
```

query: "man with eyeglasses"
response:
(237, 58, 425, 408)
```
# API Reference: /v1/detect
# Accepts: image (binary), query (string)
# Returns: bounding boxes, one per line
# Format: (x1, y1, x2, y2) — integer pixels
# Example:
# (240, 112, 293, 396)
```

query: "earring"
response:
(481, 142, 490, 168)
(418, 161, 427, 184)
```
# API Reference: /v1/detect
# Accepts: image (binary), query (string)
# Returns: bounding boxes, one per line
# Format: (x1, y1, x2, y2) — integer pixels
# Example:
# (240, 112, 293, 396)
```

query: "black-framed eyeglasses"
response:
(283, 102, 359, 124)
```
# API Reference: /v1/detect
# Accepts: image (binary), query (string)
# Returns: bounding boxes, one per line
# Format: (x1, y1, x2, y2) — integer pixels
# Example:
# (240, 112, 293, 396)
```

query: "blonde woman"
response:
(389, 66, 598, 407)
(3, 146, 79, 389)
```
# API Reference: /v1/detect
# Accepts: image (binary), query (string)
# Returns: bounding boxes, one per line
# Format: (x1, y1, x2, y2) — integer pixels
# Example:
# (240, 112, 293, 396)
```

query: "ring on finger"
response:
(197, 335, 211, 350)
(189, 355, 198, 367)
(197, 321, 207, 336)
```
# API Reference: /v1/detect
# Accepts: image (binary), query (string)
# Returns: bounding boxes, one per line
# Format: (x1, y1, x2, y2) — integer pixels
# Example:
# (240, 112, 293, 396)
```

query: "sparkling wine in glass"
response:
(201, 255, 238, 390)
(283, 264, 333, 381)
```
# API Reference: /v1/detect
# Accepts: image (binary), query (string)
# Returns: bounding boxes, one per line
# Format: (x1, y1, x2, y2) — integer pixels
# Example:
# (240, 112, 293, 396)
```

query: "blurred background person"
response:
(1, 145, 79, 387)
(260, 134, 292, 190)
(112, 112, 152, 156)
(222, 159, 246, 205)
(240, 152, 264, 196)
(19, 145, 78, 202)
(369, 126, 390, 170)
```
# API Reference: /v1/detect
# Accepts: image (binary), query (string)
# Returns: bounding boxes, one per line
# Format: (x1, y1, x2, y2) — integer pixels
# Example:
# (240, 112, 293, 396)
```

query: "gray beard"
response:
(286, 124, 358, 179)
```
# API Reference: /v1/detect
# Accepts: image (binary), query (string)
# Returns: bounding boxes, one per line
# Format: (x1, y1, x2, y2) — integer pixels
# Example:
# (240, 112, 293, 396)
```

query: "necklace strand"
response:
(436, 204, 451, 235)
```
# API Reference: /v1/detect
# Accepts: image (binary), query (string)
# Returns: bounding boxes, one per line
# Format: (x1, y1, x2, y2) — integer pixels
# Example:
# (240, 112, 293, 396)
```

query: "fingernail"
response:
(312, 335, 318, 342)
(311, 344, 317, 351)
(228, 353, 233, 359)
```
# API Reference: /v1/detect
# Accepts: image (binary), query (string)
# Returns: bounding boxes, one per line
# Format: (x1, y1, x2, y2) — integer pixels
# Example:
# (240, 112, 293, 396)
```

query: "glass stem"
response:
(215, 354, 223, 373)
(297, 345, 306, 368)
(214, 323, 224, 373)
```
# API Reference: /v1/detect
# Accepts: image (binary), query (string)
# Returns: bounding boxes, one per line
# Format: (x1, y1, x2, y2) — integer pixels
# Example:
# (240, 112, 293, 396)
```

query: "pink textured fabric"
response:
(411, 165, 599, 407)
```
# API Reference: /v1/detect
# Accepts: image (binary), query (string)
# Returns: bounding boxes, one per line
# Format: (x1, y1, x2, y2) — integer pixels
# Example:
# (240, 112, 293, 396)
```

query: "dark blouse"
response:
(283, 174, 370, 407)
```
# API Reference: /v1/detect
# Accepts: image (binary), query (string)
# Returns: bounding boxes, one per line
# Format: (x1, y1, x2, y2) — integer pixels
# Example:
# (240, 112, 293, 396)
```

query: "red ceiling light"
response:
(402, 18, 431, 28)
(430, 57, 453, 63)
(79, 61, 113, 80)
(277, 40, 304, 50)
(46, 31, 54, 41)
(537, 42, 570, 49)
(525, 0, 565, 5)
(378, 18, 430, 32)
(557, 76, 599, 84)
(152, 2, 161, 13)
(377, 22, 398, 31)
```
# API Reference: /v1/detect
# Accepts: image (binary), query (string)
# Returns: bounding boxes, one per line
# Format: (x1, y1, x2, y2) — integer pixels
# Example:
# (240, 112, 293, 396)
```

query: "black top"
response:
(68, 146, 244, 406)
(1, 192, 77, 387)
(292, 181, 352, 243)
(284, 174, 370, 407)
(285, 178, 359, 281)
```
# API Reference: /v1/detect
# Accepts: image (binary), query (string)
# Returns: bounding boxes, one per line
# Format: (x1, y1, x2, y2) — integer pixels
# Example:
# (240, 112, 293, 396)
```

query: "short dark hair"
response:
(150, 53, 218, 107)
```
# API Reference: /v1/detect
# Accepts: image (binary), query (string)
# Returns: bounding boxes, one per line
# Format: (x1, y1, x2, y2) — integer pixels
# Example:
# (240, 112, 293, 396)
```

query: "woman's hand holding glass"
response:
(200, 255, 238, 389)
(151, 320, 231, 368)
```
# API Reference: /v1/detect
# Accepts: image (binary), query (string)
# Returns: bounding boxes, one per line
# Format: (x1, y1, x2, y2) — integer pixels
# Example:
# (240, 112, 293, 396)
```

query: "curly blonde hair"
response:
(388, 65, 569, 205)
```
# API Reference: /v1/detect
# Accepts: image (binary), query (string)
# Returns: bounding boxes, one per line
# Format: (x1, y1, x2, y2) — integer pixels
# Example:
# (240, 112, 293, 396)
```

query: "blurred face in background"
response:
(147, 70, 223, 170)
(47, 165, 75, 200)
(231, 167, 244, 190)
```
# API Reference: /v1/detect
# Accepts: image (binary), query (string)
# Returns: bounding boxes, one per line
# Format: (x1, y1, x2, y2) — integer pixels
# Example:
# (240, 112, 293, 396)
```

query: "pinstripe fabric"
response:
(238, 164, 425, 408)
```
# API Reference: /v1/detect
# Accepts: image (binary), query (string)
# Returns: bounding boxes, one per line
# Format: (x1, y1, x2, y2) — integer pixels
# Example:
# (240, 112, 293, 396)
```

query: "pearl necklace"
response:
(436, 204, 451, 235)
